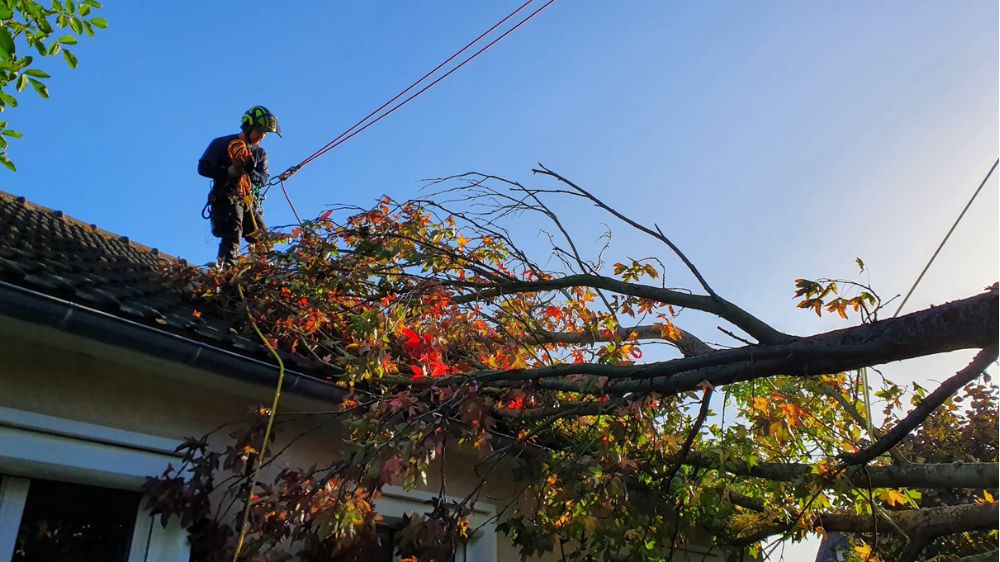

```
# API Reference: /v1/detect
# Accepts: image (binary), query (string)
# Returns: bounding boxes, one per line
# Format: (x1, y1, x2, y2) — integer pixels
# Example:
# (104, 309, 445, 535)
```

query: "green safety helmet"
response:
(241, 105, 282, 137)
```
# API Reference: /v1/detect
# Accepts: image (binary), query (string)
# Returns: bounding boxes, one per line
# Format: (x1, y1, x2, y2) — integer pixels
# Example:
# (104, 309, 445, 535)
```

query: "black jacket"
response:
(197, 133, 269, 190)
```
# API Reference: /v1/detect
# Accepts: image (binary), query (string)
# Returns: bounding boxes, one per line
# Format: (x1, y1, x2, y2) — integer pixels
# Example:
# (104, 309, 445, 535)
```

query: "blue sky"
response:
(5, 2, 998, 558)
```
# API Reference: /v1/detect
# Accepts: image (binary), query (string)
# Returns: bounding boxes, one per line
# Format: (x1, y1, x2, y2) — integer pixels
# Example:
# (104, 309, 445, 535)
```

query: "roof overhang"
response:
(0, 279, 344, 403)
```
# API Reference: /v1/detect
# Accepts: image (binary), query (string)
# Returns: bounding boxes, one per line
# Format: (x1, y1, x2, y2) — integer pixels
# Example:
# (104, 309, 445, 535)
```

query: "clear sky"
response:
(5, 2, 998, 558)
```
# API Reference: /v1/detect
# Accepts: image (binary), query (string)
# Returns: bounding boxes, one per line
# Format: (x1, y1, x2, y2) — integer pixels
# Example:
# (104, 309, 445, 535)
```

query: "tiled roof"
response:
(0, 190, 323, 373)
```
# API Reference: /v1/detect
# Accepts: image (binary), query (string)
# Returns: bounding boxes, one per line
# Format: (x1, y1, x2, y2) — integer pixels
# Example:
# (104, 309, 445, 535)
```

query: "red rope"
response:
(279, 178, 303, 225)
(303, 0, 556, 166)
(297, 0, 538, 170)
(275, 0, 556, 223)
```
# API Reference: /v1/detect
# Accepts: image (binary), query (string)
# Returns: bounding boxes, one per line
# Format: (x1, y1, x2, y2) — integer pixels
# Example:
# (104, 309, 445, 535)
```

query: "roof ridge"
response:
(0, 189, 181, 263)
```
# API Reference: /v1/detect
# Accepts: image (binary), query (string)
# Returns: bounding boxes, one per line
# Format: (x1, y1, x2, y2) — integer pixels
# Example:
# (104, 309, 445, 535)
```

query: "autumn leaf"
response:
(880, 488, 908, 507)
(545, 305, 563, 320)
(656, 321, 682, 341)
(978, 490, 995, 504)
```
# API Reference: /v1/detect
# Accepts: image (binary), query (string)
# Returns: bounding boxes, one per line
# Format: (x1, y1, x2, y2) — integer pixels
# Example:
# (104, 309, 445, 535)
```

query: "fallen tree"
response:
(151, 168, 998, 562)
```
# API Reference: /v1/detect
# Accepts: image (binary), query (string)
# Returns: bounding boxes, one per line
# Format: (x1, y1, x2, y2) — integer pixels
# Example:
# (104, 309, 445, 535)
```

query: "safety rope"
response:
(231, 280, 286, 562)
(266, 0, 556, 221)
(297, 0, 537, 171)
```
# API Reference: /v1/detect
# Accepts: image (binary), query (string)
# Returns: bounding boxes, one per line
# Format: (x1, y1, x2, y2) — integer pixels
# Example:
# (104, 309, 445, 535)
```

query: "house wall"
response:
(0, 317, 730, 562)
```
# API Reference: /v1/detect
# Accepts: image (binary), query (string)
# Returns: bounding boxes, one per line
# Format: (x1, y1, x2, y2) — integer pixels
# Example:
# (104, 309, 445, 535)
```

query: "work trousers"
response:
(212, 193, 266, 264)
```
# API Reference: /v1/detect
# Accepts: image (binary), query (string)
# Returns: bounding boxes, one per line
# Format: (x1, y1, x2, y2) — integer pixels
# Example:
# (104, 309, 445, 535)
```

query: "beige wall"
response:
(0, 317, 731, 561)
(0, 318, 562, 561)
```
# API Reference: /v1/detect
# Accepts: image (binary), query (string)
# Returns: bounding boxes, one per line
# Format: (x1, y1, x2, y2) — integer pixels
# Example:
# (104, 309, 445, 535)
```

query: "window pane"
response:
(373, 525, 396, 562)
(13, 479, 140, 562)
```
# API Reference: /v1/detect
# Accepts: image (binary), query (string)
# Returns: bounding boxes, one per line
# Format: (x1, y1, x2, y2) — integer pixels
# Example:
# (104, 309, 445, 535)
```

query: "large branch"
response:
(465, 287, 997, 395)
(732, 502, 998, 546)
(450, 273, 787, 344)
(683, 452, 998, 489)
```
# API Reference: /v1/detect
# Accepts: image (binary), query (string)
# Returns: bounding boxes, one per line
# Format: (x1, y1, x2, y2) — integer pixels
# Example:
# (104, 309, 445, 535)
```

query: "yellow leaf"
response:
(854, 543, 872, 558)
(656, 321, 682, 341)
(881, 489, 908, 507)
(752, 396, 769, 412)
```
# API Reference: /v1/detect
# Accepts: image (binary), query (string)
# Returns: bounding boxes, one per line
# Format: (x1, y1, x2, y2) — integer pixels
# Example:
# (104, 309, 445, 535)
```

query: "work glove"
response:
(227, 164, 243, 178)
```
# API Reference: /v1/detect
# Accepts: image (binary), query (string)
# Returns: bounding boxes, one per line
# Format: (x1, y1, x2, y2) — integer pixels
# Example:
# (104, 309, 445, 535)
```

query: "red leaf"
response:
(429, 360, 450, 377)
(401, 328, 422, 355)
(410, 364, 424, 381)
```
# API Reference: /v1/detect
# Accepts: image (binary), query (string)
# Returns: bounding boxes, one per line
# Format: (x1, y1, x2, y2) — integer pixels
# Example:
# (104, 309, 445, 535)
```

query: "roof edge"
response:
(0, 279, 344, 403)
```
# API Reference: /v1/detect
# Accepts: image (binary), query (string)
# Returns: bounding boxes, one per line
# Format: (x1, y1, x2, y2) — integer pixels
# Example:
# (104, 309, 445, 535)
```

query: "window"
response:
(374, 487, 496, 562)
(370, 523, 469, 562)
(0, 407, 190, 562)
(13, 479, 140, 562)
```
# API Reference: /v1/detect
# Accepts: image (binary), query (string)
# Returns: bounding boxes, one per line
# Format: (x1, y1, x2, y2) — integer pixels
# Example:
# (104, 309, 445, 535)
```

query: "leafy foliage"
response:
(149, 172, 997, 561)
(0, 0, 106, 170)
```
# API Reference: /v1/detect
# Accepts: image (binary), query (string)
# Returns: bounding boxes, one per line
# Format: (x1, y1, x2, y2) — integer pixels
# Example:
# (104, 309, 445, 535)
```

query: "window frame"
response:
(0, 407, 189, 562)
(377, 485, 498, 562)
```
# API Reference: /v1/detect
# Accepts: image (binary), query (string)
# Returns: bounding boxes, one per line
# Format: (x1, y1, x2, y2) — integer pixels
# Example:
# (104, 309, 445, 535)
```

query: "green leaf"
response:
(89, 16, 107, 29)
(68, 17, 82, 34)
(47, 42, 61, 56)
(62, 49, 77, 68)
(24, 68, 50, 78)
(0, 27, 14, 61)
(29, 78, 48, 98)
(15, 73, 28, 92)
(83, 0, 104, 7)
(58, 35, 78, 45)
(0, 7, 12, 20)
(855, 257, 865, 272)
(80, 4, 91, 17)
(0, 135, 8, 149)
(0, 152, 16, 171)
(38, 17, 53, 35)
(67, 0, 77, 15)
(2, 129, 23, 138)
(0, 92, 17, 107)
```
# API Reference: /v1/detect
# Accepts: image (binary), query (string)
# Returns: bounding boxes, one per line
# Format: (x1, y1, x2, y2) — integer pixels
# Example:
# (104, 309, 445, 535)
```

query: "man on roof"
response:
(198, 105, 282, 265)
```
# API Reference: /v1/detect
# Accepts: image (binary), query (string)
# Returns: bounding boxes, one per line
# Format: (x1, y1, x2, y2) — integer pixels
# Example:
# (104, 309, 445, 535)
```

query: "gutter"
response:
(0, 280, 344, 403)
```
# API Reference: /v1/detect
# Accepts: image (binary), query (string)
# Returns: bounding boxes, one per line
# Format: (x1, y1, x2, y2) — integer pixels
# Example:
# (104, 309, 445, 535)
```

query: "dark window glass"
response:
(373, 525, 396, 562)
(13, 479, 140, 562)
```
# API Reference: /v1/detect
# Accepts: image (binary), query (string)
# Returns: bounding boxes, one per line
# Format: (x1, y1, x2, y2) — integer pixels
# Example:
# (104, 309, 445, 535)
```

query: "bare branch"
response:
(450, 272, 785, 344)
(532, 164, 719, 301)
(841, 344, 999, 466)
